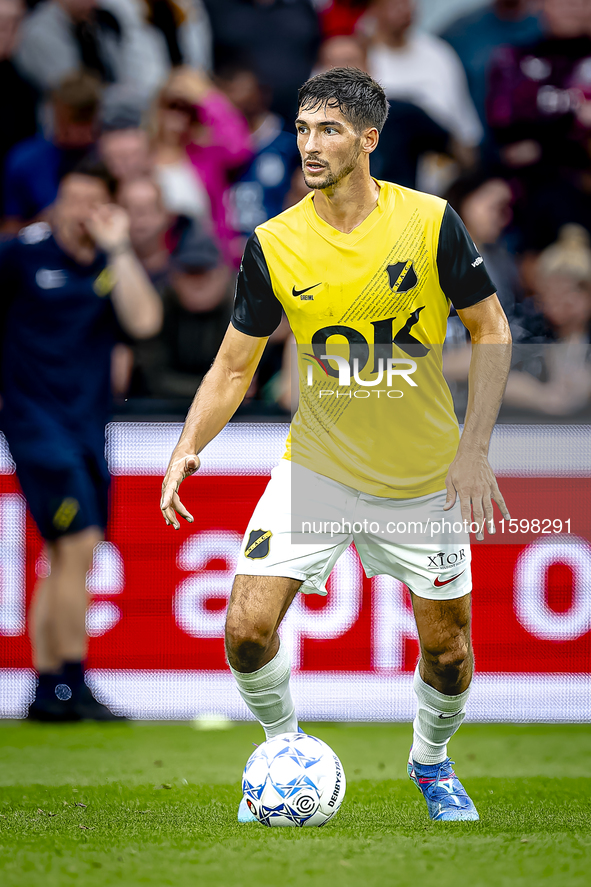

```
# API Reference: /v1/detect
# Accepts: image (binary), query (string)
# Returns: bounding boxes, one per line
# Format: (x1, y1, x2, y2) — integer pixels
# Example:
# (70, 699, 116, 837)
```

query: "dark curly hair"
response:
(298, 67, 389, 134)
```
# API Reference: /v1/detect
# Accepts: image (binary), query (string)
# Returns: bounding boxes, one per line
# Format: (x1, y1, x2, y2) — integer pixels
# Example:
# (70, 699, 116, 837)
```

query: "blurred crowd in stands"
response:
(2, 0, 591, 420)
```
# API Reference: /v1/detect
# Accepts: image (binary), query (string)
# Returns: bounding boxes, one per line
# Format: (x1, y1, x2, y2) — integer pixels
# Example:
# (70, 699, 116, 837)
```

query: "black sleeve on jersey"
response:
(437, 203, 497, 310)
(231, 233, 283, 337)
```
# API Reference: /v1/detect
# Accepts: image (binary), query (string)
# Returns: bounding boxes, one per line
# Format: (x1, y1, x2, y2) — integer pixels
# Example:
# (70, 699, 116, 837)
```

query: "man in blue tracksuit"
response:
(0, 160, 162, 720)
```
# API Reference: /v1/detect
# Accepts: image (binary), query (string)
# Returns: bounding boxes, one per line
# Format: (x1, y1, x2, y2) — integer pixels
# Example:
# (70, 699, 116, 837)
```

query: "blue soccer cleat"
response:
(408, 752, 480, 821)
(237, 795, 258, 823)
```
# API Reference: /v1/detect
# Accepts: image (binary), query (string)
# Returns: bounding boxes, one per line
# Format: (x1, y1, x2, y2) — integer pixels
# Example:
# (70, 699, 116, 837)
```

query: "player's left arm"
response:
(86, 204, 163, 339)
(446, 294, 512, 539)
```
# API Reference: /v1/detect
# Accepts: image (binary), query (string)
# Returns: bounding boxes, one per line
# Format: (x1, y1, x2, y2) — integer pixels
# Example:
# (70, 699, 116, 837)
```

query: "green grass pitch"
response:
(0, 721, 590, 886)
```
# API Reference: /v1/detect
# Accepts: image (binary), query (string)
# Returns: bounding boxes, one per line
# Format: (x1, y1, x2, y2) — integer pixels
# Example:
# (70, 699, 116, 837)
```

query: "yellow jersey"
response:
(232, 180, 496, 498)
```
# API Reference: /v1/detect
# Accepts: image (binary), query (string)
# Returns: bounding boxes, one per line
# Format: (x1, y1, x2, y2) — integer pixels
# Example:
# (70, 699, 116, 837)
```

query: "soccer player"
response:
(161, 69, 512, 822)
(0, 161, 163, 720)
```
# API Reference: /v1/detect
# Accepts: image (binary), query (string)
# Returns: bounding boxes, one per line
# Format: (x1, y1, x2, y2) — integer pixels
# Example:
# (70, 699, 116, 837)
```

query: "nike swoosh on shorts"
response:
(433, 571, 465, 588)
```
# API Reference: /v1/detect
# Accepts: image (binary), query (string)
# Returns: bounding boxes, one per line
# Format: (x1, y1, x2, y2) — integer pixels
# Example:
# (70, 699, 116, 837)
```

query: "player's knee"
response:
(54, 527, 101, 571)
(423, 638, 472, 685)
(224, 618, 275, 672)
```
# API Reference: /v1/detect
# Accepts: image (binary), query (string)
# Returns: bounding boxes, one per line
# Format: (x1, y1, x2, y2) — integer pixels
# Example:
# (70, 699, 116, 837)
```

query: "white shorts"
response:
(235, 459, 472, 601)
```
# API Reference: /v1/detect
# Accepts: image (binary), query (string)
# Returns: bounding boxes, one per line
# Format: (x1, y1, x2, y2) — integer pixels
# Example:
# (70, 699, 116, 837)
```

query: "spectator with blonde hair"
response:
(149, 66, 252, 265)
(504, 225, 591, 416)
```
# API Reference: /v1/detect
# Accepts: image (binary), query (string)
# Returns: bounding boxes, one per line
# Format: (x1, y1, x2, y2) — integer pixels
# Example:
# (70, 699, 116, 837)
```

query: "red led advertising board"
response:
(0, 423, 589, 720)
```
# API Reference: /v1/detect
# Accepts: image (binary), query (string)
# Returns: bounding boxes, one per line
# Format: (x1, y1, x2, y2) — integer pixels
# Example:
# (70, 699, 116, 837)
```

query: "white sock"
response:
(229, 642, 298, 739)
(412, 660, 471, 765)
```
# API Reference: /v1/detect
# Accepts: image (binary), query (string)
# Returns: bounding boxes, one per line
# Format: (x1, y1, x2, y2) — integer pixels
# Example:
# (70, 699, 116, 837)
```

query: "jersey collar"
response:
(303, 179, 389, 246)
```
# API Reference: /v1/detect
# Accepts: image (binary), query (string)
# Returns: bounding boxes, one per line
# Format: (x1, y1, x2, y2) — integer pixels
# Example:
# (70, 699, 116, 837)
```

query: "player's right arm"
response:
(161, 232, 283, 528)
(160, 325, 268, 528)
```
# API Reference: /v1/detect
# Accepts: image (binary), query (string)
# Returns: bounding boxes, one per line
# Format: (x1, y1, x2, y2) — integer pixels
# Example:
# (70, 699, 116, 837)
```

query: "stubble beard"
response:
(303, 141, 362, 191)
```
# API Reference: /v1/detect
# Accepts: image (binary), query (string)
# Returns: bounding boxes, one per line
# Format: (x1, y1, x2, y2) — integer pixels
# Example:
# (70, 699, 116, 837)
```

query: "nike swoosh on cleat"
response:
(433, 571, 465, 587)
(292, 283, 321, 298)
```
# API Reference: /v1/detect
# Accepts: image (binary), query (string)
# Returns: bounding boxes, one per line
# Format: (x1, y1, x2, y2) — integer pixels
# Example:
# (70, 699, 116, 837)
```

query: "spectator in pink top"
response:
(149, 67, 253, 266)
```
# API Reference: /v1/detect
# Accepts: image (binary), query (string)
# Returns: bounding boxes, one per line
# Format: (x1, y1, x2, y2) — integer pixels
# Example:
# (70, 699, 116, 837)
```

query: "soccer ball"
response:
(242, 732, 346, 827)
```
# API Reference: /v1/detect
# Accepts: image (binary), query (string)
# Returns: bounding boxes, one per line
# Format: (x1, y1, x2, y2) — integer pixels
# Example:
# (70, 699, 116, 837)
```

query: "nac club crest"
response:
(245, 529, 273, 559)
